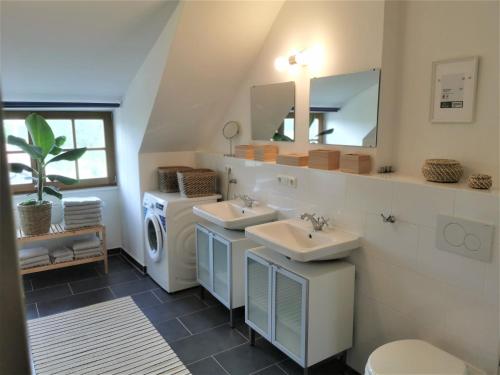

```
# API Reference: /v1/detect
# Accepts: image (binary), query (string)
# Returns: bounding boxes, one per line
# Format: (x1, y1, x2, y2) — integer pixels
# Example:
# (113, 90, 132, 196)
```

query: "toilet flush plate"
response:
(436, 214, 494, 262)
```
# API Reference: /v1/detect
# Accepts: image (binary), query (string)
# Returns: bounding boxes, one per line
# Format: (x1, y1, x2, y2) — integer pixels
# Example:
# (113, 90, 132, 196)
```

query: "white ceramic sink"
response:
(245, 219, 360, 262)
(193, 200, 277, 230)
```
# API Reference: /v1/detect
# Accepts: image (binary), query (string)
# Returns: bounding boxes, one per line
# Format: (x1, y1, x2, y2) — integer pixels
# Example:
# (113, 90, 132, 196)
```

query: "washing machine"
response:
(143, 191, 219, 293)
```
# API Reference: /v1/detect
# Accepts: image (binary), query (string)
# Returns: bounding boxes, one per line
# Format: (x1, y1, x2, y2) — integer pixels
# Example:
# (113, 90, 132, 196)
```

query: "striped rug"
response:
(27, 297, 190, 375)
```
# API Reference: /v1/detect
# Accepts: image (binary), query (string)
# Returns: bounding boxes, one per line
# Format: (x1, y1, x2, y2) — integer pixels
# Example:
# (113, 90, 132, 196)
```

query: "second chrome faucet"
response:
(300, 213, 330, 232)
(236, 194, 257, 208)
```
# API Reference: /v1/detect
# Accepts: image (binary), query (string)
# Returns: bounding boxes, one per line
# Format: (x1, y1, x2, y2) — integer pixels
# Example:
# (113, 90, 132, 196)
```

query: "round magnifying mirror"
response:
(222, 121, 240, 157)
(223, 121, 240, 139)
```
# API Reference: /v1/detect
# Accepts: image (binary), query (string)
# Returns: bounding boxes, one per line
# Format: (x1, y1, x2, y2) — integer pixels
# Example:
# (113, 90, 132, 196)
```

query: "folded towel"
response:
(73, 246, 101, 255)
(72, 237, 100, 251)
(64, 222, 102, 230)
(20, 254, 50, 265)
(62, 197, 102, 207)
(64, 204, 102, 212)
(50, 247, 73, 258)
(64, 213, 102, 221)
(19, 247, 49, 260)
(53, 255, 74, 264)
(63, 207, 102, 214)
(75, 250, 102, 259)
(21, 256, 51, 269)
(64, 216, 102, 224)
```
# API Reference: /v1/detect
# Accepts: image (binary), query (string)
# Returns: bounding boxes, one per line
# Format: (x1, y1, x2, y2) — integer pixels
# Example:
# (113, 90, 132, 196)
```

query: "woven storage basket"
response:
(177, 169, 217, 198)
(158, 166, 193, 193)
(422, 159, 463, 183)
(468, 174, 492, 189)
(18, 201, 52, 235)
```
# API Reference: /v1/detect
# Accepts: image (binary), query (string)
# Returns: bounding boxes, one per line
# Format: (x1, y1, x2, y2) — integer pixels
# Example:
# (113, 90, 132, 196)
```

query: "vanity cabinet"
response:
(195, 222, 257, 326)
(245, 247, 355, 370)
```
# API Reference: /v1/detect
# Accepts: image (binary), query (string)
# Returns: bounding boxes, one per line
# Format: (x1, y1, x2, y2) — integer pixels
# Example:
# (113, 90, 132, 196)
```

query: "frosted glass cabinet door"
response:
(212, 236, 230, 305)
(246, 254, 271, 338)
(196, 226, 211, 289)
(273, 267, 307, 364)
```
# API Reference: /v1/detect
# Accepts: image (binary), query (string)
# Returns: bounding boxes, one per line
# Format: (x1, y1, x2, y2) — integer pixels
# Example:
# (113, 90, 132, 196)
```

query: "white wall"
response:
(197, 151, 498, 374)
(12, 186, 122, 249)
(115, 5, 180, 265)
(139, 151, 196, 193)
(394, 1, 499, 183)
(205, 0, 498, 184)
(205, 0, 390, 163)
(324, 83, 379, 146)
(140, 1, 284, 153)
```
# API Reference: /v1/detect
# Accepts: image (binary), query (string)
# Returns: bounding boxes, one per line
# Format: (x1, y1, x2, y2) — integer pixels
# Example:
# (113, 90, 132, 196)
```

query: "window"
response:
(309, 113, 325, 144)
(3, 111, 116, 193)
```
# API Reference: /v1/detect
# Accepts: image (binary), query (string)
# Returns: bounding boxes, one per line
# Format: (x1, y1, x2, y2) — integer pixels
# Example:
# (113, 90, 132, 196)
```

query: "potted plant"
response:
(7, 113, 87, 235)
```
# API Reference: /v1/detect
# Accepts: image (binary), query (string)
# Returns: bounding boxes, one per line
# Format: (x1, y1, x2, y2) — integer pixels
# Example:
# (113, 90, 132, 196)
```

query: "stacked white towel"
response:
(63, 197, 103, 230)
(72, 236, 102, 259)
(50, 247, 74, 264)
(19, 247, 50, 269)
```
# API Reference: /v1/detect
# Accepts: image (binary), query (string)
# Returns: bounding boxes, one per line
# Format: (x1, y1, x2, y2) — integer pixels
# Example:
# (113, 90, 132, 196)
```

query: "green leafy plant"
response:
(7, 113, 87, 204)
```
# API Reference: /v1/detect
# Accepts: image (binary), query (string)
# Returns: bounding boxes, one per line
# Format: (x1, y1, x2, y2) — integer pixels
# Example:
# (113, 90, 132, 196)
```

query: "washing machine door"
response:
(144, 212, 163, 263)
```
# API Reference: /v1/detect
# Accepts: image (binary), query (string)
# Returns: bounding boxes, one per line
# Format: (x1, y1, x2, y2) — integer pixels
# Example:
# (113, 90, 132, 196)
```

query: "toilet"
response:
(365, 340, 469, 375)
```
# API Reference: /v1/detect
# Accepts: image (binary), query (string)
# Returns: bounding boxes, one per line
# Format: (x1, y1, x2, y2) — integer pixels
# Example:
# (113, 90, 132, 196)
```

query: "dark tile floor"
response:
(22, 254, 358, 375)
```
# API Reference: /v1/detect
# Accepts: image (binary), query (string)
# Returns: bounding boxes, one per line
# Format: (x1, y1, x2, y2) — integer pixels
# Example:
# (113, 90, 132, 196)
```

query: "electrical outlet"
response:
(277, 174, 297, 188)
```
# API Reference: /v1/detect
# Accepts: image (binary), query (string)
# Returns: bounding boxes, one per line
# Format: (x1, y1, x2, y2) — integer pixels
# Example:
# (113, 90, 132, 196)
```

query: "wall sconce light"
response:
(274, 50, 310, 72)
(274, 46, 323, 73)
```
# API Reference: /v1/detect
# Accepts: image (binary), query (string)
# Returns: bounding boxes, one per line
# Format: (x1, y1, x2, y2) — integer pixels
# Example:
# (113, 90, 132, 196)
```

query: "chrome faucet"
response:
(236, 194, 257, 208)
(300, 213, 330, 232)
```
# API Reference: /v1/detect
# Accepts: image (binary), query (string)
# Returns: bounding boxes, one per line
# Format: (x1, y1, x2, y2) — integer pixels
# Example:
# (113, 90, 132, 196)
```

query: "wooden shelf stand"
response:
(17, 224, 108, 275)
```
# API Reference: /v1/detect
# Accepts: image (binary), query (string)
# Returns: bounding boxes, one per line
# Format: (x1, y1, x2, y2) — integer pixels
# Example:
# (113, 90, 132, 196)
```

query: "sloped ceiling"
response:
(0, 0, 178, 102)
(140, 1, 284, 152)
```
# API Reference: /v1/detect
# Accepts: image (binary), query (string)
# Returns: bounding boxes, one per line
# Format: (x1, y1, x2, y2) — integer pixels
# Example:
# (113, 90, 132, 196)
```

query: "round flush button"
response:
(464, 234, 481, 252)
(443, 223, 466, 247)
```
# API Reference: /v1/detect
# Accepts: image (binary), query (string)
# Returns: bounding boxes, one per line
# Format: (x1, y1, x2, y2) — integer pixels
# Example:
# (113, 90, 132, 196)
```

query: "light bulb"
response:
(274, 56, 288, 72)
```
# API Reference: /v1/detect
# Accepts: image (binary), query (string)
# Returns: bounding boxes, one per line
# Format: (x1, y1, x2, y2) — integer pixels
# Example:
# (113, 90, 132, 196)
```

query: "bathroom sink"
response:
(245, 219, 360, 262)
(193, 200, 277, 230)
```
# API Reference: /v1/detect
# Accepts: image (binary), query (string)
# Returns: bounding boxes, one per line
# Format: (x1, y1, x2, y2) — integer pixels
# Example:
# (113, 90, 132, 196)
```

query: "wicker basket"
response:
(18, 201, 52, 235)
(177, 169, 217, 198)
(422, 159, 463, 183)
(158, 166, 193, 193)
(468, 174, 492, 189)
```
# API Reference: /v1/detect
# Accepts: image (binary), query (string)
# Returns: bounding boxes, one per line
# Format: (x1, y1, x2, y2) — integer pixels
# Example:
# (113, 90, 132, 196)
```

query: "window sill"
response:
(12, 184, 118, 196)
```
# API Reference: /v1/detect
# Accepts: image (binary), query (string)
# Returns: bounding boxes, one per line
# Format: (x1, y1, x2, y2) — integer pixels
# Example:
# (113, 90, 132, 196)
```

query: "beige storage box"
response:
(235, 145, 255, 160)
(340, 153, 371, 174)
(308, 149, 340, 170)
(255, 145, 279, 162)
(276, 153, 309, 167)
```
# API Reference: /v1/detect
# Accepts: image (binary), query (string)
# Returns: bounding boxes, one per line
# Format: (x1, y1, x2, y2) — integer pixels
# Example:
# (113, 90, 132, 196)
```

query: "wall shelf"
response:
(217, 153, 499, 196)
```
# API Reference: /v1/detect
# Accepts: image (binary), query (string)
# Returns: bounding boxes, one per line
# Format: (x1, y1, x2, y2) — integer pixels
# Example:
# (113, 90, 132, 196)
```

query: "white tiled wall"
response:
(196, 152, 499, 374)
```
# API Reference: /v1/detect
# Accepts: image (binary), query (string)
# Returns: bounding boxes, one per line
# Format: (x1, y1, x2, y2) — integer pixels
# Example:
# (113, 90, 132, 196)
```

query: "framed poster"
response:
(430, 56, 478, 123)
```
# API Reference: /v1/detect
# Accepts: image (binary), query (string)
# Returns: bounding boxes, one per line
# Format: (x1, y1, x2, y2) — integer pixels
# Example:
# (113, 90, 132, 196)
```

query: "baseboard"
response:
(107, 248, 121, 256)
(115, 248, 147, 274)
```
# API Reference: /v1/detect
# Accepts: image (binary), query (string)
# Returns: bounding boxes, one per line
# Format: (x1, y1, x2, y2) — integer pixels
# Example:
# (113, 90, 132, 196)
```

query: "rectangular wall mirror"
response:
(251, 81, 295, 142)
(309, 69, 380, 147)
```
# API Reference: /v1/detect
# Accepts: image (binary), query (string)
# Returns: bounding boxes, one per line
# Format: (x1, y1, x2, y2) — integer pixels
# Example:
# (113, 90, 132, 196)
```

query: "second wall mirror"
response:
(309, 69, 380, 147)
(251, 81, 295, 142)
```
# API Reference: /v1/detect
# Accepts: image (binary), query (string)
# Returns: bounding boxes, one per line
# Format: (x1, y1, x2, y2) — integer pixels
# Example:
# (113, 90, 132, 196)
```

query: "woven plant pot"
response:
(422, 159, 463, 183)
(18, 201, 52, 235)
(177, 169, 217, 198)
(158, 166, 193, 193)
(468, 174, 492, 190)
